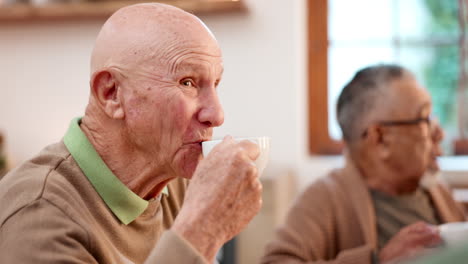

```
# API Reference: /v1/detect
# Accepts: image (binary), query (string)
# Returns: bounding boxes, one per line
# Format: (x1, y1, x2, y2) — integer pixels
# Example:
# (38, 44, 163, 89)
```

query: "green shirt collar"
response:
(63, 117, 167, 225)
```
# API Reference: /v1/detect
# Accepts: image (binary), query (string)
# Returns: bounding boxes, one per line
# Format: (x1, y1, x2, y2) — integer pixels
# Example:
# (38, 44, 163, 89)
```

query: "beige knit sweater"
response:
(261, 161, 466, 264)
(0, 142, 206, 263)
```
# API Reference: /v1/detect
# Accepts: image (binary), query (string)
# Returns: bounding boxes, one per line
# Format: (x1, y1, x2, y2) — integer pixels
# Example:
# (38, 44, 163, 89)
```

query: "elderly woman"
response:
(262, 64, 465, 264)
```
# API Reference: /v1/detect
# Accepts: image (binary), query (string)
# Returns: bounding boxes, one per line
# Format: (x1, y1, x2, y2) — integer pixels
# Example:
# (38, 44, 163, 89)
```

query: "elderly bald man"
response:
(0, 3, 262, 264)
(262, 64, 465, 264)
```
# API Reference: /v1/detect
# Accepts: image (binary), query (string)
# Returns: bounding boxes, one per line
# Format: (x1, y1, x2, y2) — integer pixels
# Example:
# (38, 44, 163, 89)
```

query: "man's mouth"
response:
(185, 137, 210, 145)
(183, 139, 209, 149)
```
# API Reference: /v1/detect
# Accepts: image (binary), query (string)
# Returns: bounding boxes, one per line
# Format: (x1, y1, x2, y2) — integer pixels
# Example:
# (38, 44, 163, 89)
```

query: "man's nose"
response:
(198, 89, 224, 127)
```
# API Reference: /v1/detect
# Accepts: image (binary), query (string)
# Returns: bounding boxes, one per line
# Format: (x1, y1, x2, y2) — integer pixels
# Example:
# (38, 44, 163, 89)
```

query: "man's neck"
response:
(80, 115, 174, 200)
(355, 157, 419, 196)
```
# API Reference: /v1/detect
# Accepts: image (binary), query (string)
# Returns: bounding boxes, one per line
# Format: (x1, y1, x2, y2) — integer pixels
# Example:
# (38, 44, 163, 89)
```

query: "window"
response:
(308, 0, 468, 155)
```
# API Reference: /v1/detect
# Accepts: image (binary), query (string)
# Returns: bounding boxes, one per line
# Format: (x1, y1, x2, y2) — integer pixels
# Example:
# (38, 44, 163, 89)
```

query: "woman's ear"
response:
(90, 70, 124, 119)
(366, 124, 391, 160)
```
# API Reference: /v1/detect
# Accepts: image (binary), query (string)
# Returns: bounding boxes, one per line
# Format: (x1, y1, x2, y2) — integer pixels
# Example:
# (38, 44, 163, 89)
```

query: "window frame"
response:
(308, 0, 343, 155)
(307, 0, 468, 155)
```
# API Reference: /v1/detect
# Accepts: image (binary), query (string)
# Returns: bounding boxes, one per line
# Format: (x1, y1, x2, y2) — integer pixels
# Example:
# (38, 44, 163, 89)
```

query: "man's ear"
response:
(366, 124, 391, 160)
(90, 70, 124, 119)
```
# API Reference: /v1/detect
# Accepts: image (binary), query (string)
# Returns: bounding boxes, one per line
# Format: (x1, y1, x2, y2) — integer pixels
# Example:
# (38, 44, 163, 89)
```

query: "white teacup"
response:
(439, 222, 468, 247)
(202, 137, 270, 175)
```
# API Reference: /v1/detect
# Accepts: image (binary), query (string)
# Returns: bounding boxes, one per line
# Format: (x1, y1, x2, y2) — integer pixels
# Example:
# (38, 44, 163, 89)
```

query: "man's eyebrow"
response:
(174, 61, 224, 77)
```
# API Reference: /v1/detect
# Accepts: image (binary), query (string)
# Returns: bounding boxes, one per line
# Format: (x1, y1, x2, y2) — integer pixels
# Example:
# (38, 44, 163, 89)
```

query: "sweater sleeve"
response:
(145, 230, 208, 264)
(0, 199, 208, 264)
(261, 180, 374, 264)
(0, 199, 98, 264)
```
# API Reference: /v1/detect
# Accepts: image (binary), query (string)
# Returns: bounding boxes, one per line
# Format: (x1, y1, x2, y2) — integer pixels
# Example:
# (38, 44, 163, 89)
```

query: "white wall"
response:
(0, 20, 103, 165)
(0, 0, 343, 190)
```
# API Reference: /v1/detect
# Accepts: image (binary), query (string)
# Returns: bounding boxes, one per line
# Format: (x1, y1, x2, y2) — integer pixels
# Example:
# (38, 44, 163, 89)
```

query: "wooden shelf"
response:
(0, 0, 245, 21)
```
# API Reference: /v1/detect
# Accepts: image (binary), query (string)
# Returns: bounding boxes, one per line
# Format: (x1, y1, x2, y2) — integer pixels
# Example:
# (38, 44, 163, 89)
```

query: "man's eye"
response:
(181, 79, 194, 87)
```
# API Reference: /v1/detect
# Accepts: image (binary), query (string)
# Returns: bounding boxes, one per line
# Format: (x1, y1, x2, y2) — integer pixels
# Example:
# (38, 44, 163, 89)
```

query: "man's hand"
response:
(379, 221, 442, 264)
(172, 136, 262, 263)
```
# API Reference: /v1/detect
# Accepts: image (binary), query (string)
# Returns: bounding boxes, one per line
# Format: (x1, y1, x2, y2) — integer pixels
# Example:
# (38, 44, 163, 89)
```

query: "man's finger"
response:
(238, 140, 260, 161)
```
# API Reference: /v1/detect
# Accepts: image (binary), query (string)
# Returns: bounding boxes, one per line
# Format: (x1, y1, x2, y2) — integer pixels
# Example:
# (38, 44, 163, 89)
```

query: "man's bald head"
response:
(90, 3, 220, 76)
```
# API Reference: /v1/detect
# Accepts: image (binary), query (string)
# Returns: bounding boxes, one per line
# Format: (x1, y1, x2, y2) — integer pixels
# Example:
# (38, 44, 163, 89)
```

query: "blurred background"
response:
(0, 0, 467, 263)
(326, 0, 467, 155)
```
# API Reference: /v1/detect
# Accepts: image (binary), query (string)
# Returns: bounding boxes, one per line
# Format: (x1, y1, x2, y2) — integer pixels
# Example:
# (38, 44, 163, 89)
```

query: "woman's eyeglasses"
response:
(362, 116, 431, 138)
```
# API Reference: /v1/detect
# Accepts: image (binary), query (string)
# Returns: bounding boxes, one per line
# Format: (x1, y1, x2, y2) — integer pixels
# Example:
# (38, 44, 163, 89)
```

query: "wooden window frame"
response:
(308, 0, 343, 155)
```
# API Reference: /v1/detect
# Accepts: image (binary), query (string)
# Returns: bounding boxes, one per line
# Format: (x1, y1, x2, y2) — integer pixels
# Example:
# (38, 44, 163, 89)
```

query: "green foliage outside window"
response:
(423, 0, 460, 153)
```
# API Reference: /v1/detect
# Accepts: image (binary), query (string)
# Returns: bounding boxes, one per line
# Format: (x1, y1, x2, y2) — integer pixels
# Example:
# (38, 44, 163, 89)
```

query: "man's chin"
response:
(428, 160, 440, 172)
(174, 152, 202, 179)
(173, 146, 202, 179)
(420, 170, 440, 188)
(178, 164, 197, 179)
